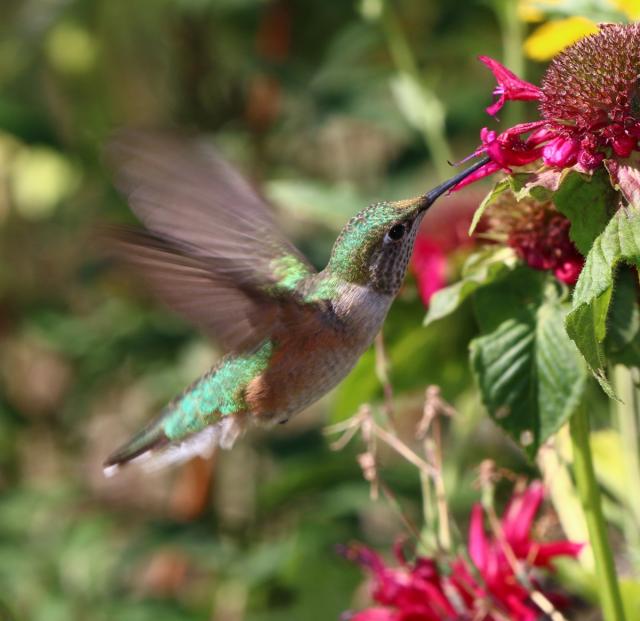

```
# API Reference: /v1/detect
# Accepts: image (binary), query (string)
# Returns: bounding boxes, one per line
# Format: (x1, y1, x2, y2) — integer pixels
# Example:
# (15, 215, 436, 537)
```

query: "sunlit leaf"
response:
(553, 169, 615, 255)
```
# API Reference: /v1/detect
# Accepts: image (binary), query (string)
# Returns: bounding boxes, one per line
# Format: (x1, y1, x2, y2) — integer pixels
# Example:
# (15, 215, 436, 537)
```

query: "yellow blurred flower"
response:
(520, 0, 639, 61)
(518, 0, 562, 23)
(612, 0, 640, 19)
(45, 22, 97, 75)
(10, 146, 80, 219)
(524, 16, 599, 61)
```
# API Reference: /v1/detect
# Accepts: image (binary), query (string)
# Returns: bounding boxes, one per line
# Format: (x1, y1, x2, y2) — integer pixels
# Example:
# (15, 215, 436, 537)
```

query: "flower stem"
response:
(380, 1, 452, 177)
(613, 365, 640, 566)
(569, 404, 626, 621)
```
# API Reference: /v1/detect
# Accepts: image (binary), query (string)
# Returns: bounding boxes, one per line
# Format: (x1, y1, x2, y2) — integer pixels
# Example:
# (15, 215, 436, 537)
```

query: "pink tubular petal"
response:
(468, 504, 489, 570)
(542, 136, 579, 167)
(502, 482, 544, 545)
(452, 160, 502, 191)
(530, 541, 585, 567)
(526, 126, 555, 146)
(347, 607, 398, 621)
(502, 593, 540, 621)
(502, 120, 548, 138)
(453, 122, 548, 191)
(345, 545, 388, 574)
(479, 55, 542, 116)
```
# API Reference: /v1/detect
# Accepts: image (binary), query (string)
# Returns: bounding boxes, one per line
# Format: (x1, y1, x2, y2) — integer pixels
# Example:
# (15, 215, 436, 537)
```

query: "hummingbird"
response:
(102, 131, 487, 475)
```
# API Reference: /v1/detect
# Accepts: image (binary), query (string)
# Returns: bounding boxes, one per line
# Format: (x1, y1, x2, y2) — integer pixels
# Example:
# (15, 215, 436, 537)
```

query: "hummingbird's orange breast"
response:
(245, 283, 392, 423)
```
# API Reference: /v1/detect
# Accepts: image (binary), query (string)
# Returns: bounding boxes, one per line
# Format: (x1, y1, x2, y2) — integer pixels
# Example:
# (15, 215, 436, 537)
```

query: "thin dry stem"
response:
(374, 331, 396, 431)
(418, 386, 456, 551)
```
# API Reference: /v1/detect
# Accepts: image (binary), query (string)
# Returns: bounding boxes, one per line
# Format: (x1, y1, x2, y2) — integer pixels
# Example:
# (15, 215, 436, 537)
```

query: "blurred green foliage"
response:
(0, 1, 567, 620)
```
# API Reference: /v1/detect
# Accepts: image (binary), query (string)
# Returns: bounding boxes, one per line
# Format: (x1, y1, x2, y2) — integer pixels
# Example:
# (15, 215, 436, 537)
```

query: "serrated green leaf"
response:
(554, 169, 615, 255)
(423, 247, 517, 326)
(468, 179, 509, 235)
(470, 270, 587, 457)
(566, 206, 640, 395)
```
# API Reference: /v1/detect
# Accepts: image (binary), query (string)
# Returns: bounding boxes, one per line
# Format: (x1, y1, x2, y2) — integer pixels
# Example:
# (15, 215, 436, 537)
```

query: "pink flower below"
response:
(343, 482, 582, 621)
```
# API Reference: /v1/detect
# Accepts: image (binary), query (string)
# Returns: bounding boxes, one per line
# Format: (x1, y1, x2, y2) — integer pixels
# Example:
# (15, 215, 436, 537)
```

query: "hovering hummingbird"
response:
(103, 131, 487, 475)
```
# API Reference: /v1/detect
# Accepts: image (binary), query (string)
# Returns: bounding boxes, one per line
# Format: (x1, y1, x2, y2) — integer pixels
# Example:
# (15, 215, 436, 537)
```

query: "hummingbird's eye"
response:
(385, 223, 406, 243)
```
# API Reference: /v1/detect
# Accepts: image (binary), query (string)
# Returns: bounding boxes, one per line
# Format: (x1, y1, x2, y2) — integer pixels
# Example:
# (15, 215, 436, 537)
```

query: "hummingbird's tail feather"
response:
(103, 416, 243, 477)
(103, 416, 170, 476)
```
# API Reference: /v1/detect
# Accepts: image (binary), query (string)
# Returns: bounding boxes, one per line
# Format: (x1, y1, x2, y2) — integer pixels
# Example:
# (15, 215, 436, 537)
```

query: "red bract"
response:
(343, 482, 581, 621)
(461, 23, 640, 190)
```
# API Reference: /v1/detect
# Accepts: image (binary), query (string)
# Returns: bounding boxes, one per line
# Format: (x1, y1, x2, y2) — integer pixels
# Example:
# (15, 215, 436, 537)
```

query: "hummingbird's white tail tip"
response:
(102, 416, 244, 477)
(103, 463, 120, 478)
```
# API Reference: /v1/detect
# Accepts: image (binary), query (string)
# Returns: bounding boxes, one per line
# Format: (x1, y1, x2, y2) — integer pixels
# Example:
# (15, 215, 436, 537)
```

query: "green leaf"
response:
(468, 179, 509, 235)
(553, 169, 615, 255)
(424, 246, 517, 326)
(566, 206, 640, 394)
(470, 269, 588, 457)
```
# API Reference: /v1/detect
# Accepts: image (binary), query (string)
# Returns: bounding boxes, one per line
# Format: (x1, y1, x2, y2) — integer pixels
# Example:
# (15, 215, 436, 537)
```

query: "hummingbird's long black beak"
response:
(419, 156, 491, 211)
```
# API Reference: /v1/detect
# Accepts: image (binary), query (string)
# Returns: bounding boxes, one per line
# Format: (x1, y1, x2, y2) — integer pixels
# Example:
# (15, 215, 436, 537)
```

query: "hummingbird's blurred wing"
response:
(105, 131, 318, 352)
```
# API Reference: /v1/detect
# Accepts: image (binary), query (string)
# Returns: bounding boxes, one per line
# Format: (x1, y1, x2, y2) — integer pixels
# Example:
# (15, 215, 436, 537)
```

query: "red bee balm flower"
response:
(343, 482, 582, 621)
(459, 23, 640, 190)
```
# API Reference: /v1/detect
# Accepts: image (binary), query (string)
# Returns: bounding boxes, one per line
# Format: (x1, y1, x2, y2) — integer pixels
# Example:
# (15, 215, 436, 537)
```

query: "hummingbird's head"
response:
(324, 159, 490, 296)
(327, 196, 429, 296)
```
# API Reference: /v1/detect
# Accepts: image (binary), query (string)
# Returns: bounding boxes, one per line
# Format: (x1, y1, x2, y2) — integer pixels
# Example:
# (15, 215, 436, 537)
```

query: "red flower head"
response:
(460, 23, 640, 188)
(343, 482, 582, 621)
